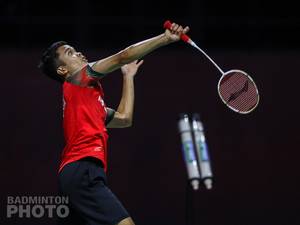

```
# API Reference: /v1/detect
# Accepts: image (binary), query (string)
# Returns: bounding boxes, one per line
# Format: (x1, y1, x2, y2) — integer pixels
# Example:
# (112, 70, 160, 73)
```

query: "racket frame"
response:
(217, 69, 260, 114)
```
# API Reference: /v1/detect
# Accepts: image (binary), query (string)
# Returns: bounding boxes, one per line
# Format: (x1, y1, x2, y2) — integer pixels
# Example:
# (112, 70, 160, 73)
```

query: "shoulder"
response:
(65, 63, 99, 87)
(87, 61, 106, 79)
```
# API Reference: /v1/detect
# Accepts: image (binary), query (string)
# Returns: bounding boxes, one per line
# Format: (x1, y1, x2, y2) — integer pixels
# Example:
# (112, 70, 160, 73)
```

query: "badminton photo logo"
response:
(6, 196, 69, 219)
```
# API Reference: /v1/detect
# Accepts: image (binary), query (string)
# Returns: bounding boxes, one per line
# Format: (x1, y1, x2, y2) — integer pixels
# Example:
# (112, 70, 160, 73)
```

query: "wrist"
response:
(123, 74, 135, 80)
(162, 32, 179, 45)
(161, 33, 176, 45)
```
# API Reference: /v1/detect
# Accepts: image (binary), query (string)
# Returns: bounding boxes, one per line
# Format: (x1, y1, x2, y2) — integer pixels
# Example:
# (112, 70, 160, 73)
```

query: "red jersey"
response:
(59, 64, 110, 173)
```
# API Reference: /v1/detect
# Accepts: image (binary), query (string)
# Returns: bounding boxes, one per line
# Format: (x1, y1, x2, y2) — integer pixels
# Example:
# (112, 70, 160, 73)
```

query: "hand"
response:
(165, 22, 190, 42)
(121, 60, 144, 78)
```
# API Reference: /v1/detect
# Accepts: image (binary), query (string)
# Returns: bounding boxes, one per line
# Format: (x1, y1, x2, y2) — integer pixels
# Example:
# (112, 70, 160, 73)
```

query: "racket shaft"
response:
(190, 42, 224, 74)
(163, 20, 224, 74)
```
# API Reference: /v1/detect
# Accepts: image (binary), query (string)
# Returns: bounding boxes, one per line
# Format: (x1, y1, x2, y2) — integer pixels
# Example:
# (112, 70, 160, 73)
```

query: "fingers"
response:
(136, 59, 144, 67)
(171, 23, 179, 34)
(170, 23, 176, 31)
(130, 59, 143, 66)
(183, 26, 190, 34)
(170, 22, 189, 35)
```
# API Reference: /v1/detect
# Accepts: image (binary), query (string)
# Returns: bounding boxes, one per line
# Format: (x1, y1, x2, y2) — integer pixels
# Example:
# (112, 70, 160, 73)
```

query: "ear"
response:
(57, 66, 68, 77)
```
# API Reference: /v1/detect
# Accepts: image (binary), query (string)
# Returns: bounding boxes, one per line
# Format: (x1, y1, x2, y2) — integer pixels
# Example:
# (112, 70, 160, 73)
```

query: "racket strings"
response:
(227, 80, 248, 102)
(219, 72, 258, 113)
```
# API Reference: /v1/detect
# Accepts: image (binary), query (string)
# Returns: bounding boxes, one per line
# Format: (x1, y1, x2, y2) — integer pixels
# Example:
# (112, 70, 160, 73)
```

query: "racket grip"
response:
(163, 20, 190, 43)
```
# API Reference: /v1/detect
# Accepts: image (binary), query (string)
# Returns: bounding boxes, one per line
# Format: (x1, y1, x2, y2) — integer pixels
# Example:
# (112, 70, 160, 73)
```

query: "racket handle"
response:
(163, 20, 191, 43)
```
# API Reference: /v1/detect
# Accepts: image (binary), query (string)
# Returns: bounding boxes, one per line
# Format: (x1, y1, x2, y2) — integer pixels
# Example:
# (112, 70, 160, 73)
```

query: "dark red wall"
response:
(1, 48, 299, 225)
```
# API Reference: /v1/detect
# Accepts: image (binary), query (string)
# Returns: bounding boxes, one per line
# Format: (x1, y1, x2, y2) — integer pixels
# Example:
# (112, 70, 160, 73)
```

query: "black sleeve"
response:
(86, 65, 107, 79)
(105, 108, 116, 126)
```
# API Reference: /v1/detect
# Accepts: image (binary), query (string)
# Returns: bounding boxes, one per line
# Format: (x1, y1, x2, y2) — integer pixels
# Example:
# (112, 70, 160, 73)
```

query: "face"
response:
(56, 45, 88, 77)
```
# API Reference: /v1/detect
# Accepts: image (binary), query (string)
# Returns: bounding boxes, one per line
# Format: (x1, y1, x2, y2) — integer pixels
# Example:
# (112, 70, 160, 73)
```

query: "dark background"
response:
(1, 1, 300, 225)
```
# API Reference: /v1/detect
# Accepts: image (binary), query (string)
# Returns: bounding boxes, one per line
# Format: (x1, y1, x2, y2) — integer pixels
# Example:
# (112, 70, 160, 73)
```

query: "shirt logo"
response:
(94, 147, 103, 152)
(98, 96, 107, 113)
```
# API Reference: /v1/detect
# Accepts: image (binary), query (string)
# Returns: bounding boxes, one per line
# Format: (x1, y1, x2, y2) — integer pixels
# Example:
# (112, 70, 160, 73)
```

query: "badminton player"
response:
(38, 22, 189, 225)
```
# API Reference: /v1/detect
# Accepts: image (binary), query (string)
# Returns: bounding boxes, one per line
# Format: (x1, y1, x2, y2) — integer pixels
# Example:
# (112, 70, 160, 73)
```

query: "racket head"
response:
(217, 69, 259, 114)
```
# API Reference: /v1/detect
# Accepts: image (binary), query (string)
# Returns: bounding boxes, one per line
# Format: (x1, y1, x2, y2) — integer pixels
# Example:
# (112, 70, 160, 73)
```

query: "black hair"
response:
(38, 41, 67, 83)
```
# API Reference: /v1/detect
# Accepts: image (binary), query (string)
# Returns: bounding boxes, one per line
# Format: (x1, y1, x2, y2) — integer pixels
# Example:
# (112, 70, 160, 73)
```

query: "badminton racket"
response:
(164, 20, 259, 114)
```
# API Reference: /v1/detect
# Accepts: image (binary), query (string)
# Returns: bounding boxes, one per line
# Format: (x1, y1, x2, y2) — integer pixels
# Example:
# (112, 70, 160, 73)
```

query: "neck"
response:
(66, 62, 88, 79)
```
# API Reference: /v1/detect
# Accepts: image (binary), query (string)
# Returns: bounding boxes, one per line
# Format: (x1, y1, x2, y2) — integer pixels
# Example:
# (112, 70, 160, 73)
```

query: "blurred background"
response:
(1, 0, 300, 225)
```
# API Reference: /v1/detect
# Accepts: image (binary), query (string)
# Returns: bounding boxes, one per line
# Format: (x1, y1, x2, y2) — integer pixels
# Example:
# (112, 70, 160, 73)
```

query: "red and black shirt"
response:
(59, 64, 114, 173)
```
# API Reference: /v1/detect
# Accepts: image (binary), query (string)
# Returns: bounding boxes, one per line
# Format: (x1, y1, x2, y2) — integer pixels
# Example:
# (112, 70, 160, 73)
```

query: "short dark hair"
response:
(38, 41, 67, 83)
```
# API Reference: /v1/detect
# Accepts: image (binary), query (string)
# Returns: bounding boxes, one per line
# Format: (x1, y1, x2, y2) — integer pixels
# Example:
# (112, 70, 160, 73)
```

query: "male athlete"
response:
(38, 22, 189, 225)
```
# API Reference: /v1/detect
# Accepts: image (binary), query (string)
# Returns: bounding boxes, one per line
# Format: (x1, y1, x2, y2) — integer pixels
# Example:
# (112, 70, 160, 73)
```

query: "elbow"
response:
(123, 117, 133, 128)
(118, 113, 133, 128)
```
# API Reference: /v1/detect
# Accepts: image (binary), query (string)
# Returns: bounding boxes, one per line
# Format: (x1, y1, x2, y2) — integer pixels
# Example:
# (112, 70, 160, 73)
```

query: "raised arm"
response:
(92, 22, 189, 74)
(106, 60, 143, 128)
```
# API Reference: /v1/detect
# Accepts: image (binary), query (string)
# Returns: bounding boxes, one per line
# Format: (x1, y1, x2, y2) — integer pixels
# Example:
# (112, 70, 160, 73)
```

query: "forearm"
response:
(92, 22, 188, 75)
(119, 33, 173, 64)
(93, 33, 172, 74)
(116, 76, 135, 125)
